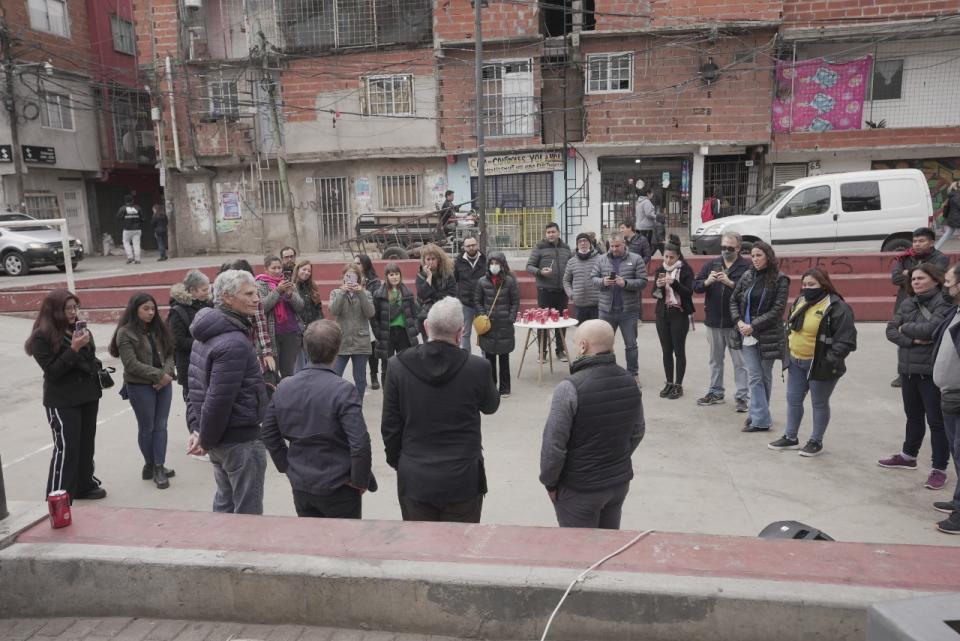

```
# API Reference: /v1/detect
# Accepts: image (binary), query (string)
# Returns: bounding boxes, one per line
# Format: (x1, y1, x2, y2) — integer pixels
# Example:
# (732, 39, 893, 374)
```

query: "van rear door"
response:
(769, 183, 837, 252)
(835, 177, 924, 251)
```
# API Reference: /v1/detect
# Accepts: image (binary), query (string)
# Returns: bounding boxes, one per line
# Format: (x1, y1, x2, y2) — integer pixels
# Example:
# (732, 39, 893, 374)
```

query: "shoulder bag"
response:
(473, 282, 503, 336)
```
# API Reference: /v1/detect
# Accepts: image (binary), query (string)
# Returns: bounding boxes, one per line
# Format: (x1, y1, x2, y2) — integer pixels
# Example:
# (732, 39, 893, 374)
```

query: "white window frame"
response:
(586, 53, 634, 94)
(110, 15, 136, 55)
(40, 92, 74, 131)
(208, 80, 240, 120)
(24, 192, 62, 220)
(482, 59, 536, 138)
(27, 0, 70, 37)
(869, 59, 904, 102)
(377, 175, 422, 210)
(362, 75, 415, 116)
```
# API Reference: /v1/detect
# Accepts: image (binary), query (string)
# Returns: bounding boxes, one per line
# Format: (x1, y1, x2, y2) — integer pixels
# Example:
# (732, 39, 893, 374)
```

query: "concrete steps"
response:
(0, 253, 955, 323)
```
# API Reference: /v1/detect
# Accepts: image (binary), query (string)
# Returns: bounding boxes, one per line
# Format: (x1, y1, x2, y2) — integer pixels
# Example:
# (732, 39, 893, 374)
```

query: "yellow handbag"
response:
(473, 282, 502, 336)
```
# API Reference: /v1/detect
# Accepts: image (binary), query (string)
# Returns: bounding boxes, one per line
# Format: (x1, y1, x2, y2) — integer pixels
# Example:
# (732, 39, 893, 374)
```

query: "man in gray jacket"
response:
(261, 320, 375, 519)
(635, 187, 657, 245)
(591, 233, 647, 381)
(540, 320, 644, 529)
(563, 233, 602, 322)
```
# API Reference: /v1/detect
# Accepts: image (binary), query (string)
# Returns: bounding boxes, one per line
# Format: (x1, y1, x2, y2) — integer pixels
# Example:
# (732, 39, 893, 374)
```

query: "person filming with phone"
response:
(526, 222, 572, 363)
(591, 233, 647, 384)
(330, 262, 376, 397)
(255, 254, 305, 379)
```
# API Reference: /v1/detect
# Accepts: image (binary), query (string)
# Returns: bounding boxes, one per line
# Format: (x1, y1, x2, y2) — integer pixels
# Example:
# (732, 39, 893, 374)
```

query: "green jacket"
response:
(117, 325, 176, 385)
(329, 288, 375, 355)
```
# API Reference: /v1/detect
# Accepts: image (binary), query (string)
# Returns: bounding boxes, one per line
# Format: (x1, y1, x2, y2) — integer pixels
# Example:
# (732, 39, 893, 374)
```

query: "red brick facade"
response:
(595, 0, 783, 31)
(581, 32, 775, 145)
(773, 127, 960, 152)
(4, 0, 92, 74)
(783, 0, 959, 25)
(434, 0, 539, 42)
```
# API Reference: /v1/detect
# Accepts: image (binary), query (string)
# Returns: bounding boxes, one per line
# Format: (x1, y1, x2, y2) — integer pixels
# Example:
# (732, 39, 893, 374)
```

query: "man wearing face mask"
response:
(890, 228, 950, 387)
(931, 264, 960, 535)
(539, 320, 644, 529)
(563, 233, 602, 322)
(454, 236, 486, 351)
(694, 232, 752, 411)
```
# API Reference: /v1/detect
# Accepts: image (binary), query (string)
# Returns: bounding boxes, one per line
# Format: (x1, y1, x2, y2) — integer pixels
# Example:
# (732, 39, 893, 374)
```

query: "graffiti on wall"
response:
(871, 158, 960, 212)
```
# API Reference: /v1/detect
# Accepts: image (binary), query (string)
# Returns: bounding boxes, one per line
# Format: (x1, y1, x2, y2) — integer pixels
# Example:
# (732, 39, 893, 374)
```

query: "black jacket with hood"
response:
(886, 287, 954, 376)
(784, 293, 857, 380)
(381, 340, 500, 504)
(168, 283, 212, 385)
(730, 268, 792, 361)
(474, 252, 521, 355)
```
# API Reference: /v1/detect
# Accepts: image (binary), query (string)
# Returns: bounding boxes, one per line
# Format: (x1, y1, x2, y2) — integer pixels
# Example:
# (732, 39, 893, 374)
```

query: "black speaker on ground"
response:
(758, 520, 834, 541)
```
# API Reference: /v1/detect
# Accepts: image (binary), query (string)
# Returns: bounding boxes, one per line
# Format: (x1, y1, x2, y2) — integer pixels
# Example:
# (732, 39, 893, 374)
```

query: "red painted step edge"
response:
(16, 506, 960, 593)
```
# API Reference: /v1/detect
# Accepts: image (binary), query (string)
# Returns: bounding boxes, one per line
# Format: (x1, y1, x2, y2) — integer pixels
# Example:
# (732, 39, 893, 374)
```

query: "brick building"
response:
(132, 0, 960, 255)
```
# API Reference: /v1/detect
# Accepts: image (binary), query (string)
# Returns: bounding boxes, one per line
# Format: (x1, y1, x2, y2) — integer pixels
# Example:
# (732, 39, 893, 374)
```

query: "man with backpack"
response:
(116, 194, 145, 264)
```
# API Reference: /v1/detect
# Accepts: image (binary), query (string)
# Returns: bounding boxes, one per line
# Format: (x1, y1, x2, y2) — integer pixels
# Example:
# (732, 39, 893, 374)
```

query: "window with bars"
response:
(27, 0, 70, 37)
(482, 60, 537, 137)
(208, 80, 240, 120)
(315, 177, 349, 214)
(362, 75, 414, 116)
(586, 53, 633, 94)
(41, 93, 74, 130)
(378, 175, 421, 209)
(259, 179, 286, 214)
(110, 15, 135, 55)
(277, 0, 432, 53)
(470, 172, 553, 209)
(62, 191, 82, 218)
(24, 193, 61, 220)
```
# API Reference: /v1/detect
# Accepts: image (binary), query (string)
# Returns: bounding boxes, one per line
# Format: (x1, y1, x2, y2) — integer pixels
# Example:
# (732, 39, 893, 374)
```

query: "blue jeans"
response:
(208, 440, 267, 514)
(944, 413, 960, 511)
(126, 383, 172, 465)
(784, 357, 838, 442)
(335, 354, 370, 397)
(599, 308, 638, 376)
(741, 343, 774, 428)
(706, 326, 748, 401)
(461, 304, 476, 351)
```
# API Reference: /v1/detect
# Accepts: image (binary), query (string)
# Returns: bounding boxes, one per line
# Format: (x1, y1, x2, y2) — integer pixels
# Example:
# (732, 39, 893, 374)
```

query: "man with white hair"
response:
(186, 269, 268, 514)
(381, 296, 500, 522)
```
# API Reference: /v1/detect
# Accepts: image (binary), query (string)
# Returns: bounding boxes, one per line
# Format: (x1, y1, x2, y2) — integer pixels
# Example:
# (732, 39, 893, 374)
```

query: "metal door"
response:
(314, 177, 351, 249)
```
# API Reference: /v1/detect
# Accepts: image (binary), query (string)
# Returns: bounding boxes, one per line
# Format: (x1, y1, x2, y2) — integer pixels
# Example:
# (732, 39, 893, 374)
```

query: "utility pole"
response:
(257, 30, 297, 246)
(473, 0, 487, 252)
(0, 16, 25, 210)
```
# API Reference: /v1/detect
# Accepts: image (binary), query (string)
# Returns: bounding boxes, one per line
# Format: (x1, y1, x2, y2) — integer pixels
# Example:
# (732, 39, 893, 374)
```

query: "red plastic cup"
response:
(562, 309, 570, 320)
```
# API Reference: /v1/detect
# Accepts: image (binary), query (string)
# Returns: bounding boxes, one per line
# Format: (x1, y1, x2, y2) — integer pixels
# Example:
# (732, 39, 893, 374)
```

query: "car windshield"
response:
(0, 213, 50, 231)
(743, 186, 794, 216)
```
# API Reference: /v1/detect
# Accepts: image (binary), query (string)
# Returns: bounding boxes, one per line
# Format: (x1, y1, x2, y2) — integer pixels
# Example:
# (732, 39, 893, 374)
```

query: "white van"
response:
(690, 169, 933, 255)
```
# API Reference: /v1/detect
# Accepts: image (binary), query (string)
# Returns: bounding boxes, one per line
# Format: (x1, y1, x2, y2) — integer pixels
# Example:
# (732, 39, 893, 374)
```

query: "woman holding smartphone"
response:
(415, 243, 457, 340)
(652, 235, 696, 399)
(110, 293, 177, 489)
(255, 254, 305, 378)
(26, 289, 106, 502)
(330, 262, 376, 396)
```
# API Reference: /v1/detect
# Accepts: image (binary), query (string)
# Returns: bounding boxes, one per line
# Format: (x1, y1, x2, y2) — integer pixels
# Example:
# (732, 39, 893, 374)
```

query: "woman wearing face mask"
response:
(475, 253, 520, 397)
(730, 241, 791, 433)
(415, 244, 457, 340)
(768, 269, 857, 457)
(110, 293, 177, 489)
(373, 263, 420, 373)
(652, 235, 695, 400)
(880, 264, 954, 490)
(330, 263, 376, 397)
(256, 254, 305, 379)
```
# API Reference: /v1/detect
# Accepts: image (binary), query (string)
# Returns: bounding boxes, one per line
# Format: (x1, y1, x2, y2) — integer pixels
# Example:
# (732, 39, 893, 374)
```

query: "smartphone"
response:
(74, 320, 87, 332)
(282, 268, 293, 282)
(544, 260, 554, 270)
(607, 271, 616, 280)
(345, 273, 358, 286)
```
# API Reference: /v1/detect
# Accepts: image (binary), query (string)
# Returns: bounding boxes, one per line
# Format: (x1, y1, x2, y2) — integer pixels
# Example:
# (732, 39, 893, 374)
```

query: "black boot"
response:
(153, 464, 170, 489)
(142, 463, 153, 480)
(370, 373, 380, 390)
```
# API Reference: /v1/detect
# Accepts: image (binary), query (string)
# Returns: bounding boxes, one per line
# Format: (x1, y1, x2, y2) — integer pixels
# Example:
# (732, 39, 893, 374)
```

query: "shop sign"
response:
(0, 145, 12, 163)
(469, 151, 564, 176)
(22, 145, 57, 164)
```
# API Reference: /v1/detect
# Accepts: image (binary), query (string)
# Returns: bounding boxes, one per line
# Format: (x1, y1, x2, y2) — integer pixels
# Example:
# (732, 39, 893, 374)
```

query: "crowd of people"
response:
(22, 222, 960, 536)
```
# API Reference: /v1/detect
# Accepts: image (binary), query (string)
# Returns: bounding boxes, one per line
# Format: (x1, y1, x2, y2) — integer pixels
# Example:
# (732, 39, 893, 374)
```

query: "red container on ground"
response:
(47, 490, 72, 528)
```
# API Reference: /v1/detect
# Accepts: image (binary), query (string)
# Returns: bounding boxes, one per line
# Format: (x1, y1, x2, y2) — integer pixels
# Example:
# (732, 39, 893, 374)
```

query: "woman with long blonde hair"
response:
(415, 244, 456, 339)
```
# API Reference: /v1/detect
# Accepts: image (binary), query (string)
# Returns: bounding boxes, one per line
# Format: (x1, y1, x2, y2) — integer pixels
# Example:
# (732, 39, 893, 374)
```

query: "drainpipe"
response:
(165, 56, 182, 170)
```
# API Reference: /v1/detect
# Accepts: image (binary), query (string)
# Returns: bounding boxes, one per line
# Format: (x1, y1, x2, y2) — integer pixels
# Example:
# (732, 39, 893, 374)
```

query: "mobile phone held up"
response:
(74, 320, 87, 333)
(345, 272, 358, 287)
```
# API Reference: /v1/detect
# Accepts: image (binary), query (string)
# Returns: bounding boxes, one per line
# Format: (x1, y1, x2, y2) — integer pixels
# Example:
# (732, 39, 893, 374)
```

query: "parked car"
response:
(690, 169, 933, 255)
(0, 213, 84, 276)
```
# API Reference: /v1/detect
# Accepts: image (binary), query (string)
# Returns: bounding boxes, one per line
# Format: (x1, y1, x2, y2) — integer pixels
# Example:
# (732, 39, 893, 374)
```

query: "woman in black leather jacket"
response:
(880, 263, 953, 490)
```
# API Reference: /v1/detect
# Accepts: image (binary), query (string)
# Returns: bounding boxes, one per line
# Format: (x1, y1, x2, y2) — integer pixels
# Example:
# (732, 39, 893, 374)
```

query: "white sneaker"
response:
(190, 453, 210, 462)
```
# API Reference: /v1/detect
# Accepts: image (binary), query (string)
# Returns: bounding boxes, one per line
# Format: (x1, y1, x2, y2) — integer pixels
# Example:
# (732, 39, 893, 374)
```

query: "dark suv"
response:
(0, 213, 85, 276)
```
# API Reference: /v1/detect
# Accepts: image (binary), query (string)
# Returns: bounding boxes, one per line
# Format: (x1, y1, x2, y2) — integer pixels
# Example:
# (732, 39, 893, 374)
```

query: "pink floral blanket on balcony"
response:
(772, 55, 873, 133)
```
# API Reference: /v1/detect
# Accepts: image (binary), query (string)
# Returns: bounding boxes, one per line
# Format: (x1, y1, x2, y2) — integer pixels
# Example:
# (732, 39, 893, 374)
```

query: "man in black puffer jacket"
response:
(187, 269, 268, 514)
(540, 320, 644, 529)
(526, 222, 573, 361)
(454, 236, 486, 351)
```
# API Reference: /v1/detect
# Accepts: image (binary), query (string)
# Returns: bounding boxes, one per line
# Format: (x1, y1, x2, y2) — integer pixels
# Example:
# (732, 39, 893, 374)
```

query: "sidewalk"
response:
(0, 618, 486, 641)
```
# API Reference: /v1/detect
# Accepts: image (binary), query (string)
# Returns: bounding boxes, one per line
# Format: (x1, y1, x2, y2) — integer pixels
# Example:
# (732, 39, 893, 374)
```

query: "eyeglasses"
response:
(720, 246, 738, 252)
(464, 244, 478, 248)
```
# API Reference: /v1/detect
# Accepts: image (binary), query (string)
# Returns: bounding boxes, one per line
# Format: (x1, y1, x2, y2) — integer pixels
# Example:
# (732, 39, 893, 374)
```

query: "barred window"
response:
(28, 0, 70, 37)
(378, 175, 421, 209)
(363, 75, 414, 116)
(41, 93, 74, 130)
(110, 15, 136, 55)
(586, 53, 633, 94)
(259, 179, 285, 214)
(24, 193, 61, 220)
(315, 177, 349, 214)
(277, 0, 432, 53)
(482, 60, 537, 137)
(208, 80, 240, 119)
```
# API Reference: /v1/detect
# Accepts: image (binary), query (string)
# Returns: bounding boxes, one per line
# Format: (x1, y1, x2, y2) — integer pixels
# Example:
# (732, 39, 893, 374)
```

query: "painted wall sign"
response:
(469, 151, 564, 176)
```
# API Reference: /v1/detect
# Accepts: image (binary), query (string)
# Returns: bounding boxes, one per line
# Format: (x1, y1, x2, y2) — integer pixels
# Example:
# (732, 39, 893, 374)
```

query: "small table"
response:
(515, 318, 580, 382)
